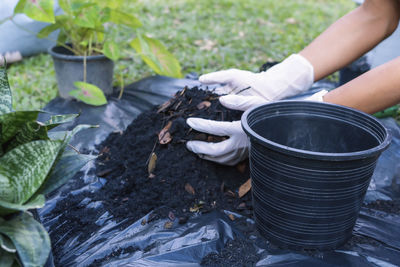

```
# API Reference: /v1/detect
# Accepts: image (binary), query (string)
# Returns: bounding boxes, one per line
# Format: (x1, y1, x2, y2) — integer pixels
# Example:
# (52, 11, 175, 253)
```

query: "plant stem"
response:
(118, 74, 124, 100)
(83, 51, 87, 83)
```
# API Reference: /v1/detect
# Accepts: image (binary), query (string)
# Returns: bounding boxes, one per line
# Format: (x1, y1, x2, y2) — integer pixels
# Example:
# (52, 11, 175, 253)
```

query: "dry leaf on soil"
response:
(238, 178, 251, 198)
(158, 121, 172, 145)
(185, 183, 196, 195)
(164, 221, 173, 229)
(196, 101, 211, 110)
(148, 152, 157, 175)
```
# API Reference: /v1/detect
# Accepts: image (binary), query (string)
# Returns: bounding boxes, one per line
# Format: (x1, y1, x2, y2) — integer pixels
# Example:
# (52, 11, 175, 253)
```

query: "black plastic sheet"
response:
(38, 75, 400, 266)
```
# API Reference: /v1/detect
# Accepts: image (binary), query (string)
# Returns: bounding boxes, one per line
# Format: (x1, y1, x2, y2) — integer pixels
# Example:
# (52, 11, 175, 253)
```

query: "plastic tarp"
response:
(38, 76, 400, 266)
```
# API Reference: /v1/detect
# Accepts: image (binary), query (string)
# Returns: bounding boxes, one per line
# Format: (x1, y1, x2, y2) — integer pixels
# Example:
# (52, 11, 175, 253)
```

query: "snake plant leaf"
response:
(0, 212, 50, 267)
(0, 195, 45, 216)
(110, 9, 142, 28)
(0, 248, 15, 267)
(37, 151, 96, 195)
(0, 234, 16, 253)
(44, 113, 79, 130)
(0, 111, 40, 144)
(130, 35, 183, 78)
(0, 140, 63, 205)
(103, 40, 120, 61)
(0, 66, 12, 115)
(5, 121, 49, 153)
(70, 82, 107, 106)
(14, 0, 55, 24)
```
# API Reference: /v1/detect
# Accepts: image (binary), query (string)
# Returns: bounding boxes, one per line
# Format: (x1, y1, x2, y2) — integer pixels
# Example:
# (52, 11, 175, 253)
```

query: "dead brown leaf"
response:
(228, 214, 235, 221)
(157, 98, 174, 113)
(148, 152, 157, 175)
(158, 121, 173, 145)
(238, 178, 251, 198)
(197, 101, 211, 110)
(164, 221, 173, 229)
(141, 219, 147, 225)
(185, 183, 196, 195)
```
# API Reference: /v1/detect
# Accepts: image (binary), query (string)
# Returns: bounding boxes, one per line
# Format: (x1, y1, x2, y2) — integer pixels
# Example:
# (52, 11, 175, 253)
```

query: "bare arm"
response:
(300, 0, 400, 81)
(299, 0, 400, 114)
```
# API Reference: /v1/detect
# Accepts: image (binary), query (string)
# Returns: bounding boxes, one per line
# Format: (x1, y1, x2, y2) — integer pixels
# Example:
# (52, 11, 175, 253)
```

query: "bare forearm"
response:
(323, 56, 400, 114)
(300, 0, 400, 81)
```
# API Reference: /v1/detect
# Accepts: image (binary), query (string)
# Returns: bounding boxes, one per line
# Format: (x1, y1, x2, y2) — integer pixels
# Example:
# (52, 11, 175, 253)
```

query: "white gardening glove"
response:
(218, 89, 329, 111)
(200, 54, 314, 101)
(186, 90, 328, 165)
(186, 119, 249, 166)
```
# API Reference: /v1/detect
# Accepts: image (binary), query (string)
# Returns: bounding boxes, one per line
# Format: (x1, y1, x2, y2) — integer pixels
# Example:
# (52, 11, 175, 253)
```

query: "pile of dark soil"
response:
(47, 87, 253, 264)
(93, 86, 252, 222)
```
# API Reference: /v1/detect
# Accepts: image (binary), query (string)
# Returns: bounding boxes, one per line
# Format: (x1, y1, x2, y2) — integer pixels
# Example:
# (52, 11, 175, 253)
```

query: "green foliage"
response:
(0, 67, 95, 266)
(13, 0, 182, 78)
(70, 81, 107, 106)
(130, 34, 183, 78)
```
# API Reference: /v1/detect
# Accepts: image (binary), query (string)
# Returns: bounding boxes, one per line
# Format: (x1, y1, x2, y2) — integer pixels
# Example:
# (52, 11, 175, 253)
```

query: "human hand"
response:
(199, 54, 314, 101)
(186, 119, 248, 166)
(186, 90, 328, 165)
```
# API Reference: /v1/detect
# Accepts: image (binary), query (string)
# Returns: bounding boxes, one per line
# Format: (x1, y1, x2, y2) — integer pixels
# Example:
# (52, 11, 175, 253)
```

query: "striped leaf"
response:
(38, 151, 96, 195)
(0, 140, 63, 205)
(0, 111, 40, 144)
(0, 66, 12, 115)
(0, 195, 45, 216)
(0, 212, 50, 267)
(45, 113, 79, 130)
(0, 234, 16, 253)
(0, 248, 15, 267)
(5, 121, 49, 152)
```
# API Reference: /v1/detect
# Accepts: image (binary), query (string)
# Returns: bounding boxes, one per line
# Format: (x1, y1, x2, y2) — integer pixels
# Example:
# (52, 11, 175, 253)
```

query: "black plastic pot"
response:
(48, 45, 114, 99)
(241, 101, 391, 250)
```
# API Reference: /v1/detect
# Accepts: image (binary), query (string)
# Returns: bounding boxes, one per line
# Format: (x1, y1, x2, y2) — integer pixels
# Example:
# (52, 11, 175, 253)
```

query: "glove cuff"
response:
(304, 89, 328, 102)
(256, 53, 314, 101)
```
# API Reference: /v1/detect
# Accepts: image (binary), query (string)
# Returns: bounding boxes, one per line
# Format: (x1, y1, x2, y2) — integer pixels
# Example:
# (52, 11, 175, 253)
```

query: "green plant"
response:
(11, 0, 182, 105)
(0, 66, 96, 266)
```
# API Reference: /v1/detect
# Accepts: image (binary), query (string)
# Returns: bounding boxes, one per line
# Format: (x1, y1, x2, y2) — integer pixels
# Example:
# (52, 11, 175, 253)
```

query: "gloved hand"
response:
(186, 90, 328, 165)
(186, 119, 248, 166)
(200, 54, 314, 100)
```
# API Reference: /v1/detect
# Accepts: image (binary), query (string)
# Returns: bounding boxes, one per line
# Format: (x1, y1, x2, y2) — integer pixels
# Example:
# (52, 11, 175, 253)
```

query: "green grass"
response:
(7, 0, 355, 110)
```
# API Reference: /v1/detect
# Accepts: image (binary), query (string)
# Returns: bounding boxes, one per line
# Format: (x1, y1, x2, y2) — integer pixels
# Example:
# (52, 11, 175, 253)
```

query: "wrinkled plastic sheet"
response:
(38, 75, 400, 266)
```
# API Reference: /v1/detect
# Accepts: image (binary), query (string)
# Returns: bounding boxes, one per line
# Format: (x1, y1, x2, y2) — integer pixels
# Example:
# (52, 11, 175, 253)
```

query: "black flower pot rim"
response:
(241, 100, 392, 161)
(48, 44, 109, 62)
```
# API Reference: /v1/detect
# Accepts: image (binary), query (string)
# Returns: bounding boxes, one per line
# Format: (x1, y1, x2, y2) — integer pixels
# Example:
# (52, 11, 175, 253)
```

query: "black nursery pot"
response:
(48, 45, 114, 99)
(241, 101, 391, 250)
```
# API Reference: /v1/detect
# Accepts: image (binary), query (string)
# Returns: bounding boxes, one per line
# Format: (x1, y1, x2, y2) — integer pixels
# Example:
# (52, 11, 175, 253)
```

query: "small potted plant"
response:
(12, 0, 182, 106)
